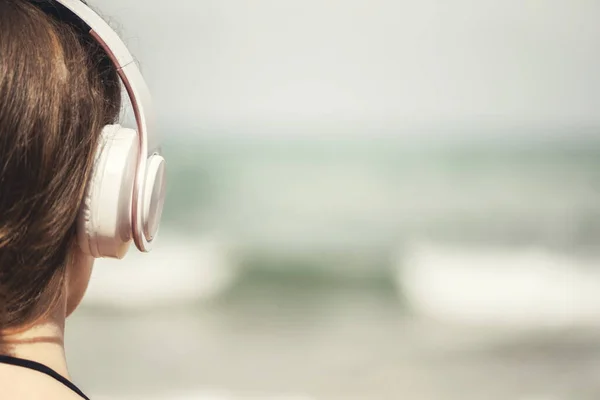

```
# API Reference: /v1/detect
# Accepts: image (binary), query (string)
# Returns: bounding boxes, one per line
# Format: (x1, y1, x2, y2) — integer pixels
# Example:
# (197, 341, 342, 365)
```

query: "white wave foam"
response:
(394, 241, 600, 328)
(82, 232, 239, 309)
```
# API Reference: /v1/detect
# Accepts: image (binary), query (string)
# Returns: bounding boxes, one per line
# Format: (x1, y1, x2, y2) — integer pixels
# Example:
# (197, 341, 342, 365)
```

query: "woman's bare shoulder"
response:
(0, 363, 86, 400)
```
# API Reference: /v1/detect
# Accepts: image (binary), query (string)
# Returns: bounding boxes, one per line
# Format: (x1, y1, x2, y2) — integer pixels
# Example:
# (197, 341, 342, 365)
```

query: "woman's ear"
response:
(65, 243, 95, 318)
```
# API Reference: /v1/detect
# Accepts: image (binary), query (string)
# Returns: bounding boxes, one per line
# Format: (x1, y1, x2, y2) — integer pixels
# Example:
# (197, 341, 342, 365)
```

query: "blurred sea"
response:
(67, 131, 600, 400)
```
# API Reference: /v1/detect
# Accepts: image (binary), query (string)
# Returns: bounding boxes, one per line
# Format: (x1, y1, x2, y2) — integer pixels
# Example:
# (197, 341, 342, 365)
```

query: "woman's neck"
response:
(1, 300, 69, 379)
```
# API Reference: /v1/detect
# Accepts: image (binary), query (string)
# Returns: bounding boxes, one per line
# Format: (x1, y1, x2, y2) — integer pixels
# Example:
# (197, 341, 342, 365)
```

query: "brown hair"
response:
(0, 0, 121, 331)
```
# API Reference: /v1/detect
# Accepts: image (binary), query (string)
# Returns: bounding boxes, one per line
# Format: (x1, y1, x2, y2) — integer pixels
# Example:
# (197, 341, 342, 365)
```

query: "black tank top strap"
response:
(0, 355, 90, 399)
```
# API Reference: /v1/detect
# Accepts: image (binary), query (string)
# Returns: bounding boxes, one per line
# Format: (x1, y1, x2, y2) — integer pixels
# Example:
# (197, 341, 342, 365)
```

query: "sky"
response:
(96, 0, 600, 134)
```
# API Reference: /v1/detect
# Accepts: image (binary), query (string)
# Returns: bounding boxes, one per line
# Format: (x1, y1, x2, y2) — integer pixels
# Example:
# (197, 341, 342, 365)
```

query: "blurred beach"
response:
(69, 300, 600, 400)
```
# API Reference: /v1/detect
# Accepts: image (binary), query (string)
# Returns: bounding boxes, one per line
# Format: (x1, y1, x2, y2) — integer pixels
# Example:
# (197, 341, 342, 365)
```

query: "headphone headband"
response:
(50, 0, 161, 252)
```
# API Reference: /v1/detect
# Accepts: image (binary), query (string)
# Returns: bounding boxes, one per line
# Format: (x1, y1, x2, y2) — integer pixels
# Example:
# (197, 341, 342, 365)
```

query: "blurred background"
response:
(67, 1, 600, 399)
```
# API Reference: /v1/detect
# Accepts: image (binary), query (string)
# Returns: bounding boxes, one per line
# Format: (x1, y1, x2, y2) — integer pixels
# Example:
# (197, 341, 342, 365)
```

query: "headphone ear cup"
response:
(77, 124, 139, 259)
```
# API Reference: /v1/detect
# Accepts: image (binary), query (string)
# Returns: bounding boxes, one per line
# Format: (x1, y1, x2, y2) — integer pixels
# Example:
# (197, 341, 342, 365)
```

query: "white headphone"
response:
(51, 0, 167, 259)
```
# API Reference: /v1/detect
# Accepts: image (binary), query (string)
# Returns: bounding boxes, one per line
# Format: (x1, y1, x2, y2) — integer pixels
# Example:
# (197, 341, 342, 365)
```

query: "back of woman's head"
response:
(0, 0, 122, 330)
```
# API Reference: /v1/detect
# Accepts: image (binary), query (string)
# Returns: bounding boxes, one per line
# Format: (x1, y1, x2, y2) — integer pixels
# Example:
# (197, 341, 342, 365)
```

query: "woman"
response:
(0, 1, 124, 398)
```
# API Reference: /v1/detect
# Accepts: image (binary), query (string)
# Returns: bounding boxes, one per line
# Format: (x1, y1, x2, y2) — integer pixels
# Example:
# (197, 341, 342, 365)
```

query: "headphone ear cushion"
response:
(77, 124, 139, 259)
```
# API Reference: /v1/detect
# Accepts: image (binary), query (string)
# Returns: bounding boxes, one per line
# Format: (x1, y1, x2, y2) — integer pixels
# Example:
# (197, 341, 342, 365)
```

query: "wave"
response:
(83, 228, 600, 331)
(394, 241, 600, 329)
(82, 231, 239, 309)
